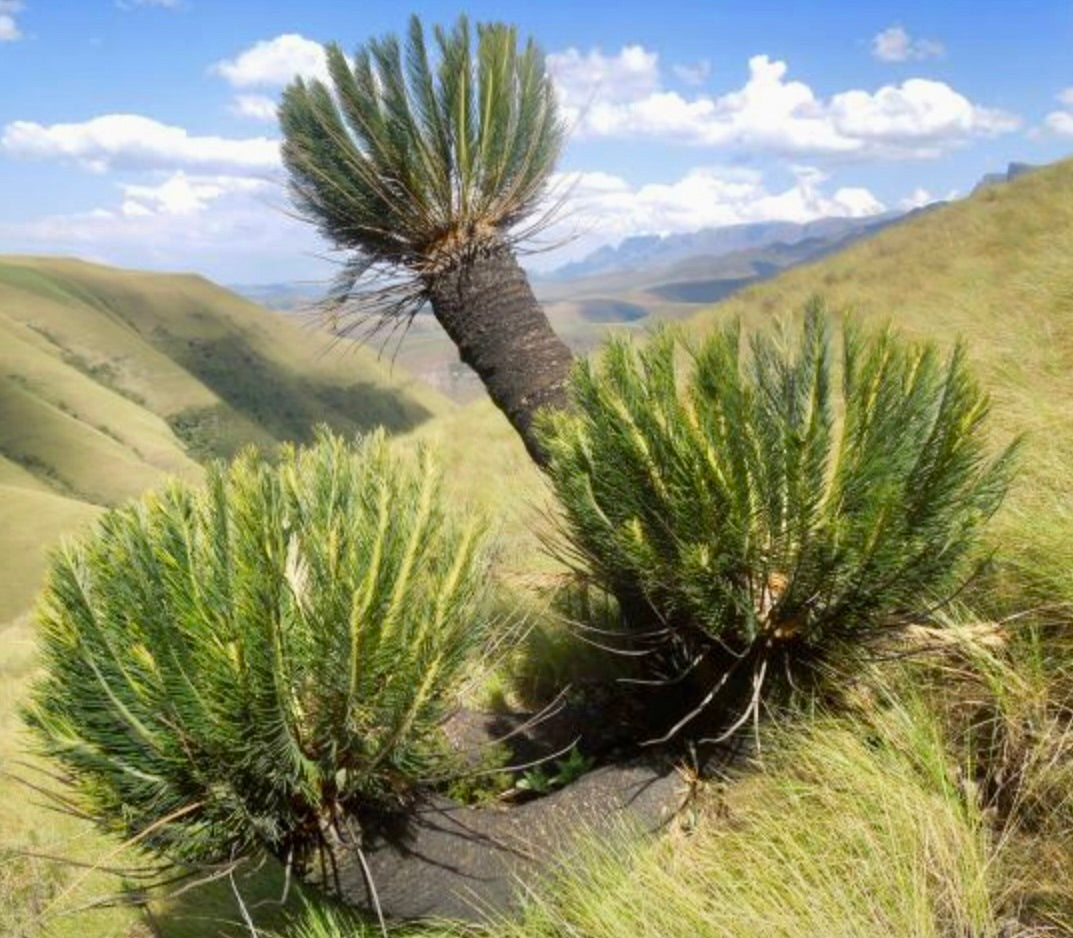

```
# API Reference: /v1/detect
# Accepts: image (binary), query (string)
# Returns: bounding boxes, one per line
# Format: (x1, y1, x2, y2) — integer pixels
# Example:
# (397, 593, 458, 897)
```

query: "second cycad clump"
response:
(540, 302, 1019, 735)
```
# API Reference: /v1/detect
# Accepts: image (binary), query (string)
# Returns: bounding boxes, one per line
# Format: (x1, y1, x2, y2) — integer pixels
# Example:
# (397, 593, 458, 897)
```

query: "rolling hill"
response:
(0, 256, 450, 622)
(3, 155, 1073, 937)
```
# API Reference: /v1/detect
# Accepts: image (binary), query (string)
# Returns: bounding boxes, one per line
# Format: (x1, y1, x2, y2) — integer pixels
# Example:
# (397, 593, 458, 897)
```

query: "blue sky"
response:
(0, 0, 1070, 283)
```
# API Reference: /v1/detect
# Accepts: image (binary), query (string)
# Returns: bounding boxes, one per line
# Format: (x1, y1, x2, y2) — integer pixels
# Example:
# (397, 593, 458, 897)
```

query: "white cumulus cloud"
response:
(1046, 111, 1073, 137)
(230, 94, 278, 121)
(554, 50, 1018, 160)
(0, 0, 23, 41)
(547, 45, 660, 109)
(119, 171, 270, 218)
(553, 164, 886, 250)
(899, 187, 934, 209)
(871, 26, 945, 63)
(899, 186, 960, 210)
(211, 34, 327, 88)
(1, 114, 280, 174)
(828, 79, 1016, 145)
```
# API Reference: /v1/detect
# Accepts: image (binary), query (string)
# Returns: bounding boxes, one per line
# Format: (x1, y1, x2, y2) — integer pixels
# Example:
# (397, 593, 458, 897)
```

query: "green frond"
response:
(24, 429, 496, 870)
(539, 302, 1019, 710)
(279, 14, 564, 310)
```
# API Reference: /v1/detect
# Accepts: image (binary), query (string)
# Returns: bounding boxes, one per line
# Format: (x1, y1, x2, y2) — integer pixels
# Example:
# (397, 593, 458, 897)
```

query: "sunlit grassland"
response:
(3, 158, 1073, 935)
(0, 255, 453, 619)
(0, 256, 455, 936)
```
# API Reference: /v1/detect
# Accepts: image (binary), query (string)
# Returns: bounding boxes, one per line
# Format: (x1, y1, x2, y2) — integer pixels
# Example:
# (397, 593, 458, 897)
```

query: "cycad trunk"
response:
(427, 241, 573, 467)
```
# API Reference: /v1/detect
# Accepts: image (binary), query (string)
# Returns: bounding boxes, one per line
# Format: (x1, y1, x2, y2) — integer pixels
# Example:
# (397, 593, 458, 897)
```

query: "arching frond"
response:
(279, 14, 565, 312)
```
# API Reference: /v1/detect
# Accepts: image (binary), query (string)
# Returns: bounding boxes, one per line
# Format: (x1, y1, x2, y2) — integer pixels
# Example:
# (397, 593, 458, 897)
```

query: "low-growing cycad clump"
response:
(540, 302, 1019, 736)
(24, 429, 494, 871)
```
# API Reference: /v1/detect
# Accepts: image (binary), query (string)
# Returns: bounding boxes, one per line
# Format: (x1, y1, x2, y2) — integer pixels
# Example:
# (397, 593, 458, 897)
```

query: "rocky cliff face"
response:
(972, 161, 1040, 194)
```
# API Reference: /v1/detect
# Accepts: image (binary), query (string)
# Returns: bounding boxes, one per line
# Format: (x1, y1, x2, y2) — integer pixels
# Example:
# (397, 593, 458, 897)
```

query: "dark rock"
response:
(301, 692, 702, 924)
(972, 161, 1040, 194)
(306, 679, 751, 924)
(326, 758, 684, 923)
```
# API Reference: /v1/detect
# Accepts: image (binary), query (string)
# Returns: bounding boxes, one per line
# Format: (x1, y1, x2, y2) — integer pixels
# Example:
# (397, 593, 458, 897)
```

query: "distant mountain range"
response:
(226, 157, 1047, 403)
(228, 280, 327, 311)
(543, 160, 1040, 284)
(232, 212, 911, 310)
(535, 213, 906, 284)
(233, 160, 1043, 311)
(229, 209, 925, 402)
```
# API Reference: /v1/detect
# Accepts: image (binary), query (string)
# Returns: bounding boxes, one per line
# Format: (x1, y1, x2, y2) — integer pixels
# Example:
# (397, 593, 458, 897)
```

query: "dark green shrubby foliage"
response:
(25, 429, 494, 869)
(540, 302, 1018, 730)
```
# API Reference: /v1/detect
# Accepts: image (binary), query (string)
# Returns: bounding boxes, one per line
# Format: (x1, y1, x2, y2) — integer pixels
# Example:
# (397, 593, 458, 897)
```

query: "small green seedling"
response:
(515, 745, 595, 796)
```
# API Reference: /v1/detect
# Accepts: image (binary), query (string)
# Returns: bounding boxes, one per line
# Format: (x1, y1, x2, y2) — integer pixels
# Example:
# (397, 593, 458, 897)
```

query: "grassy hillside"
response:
(0, 256, 452, 626)
(409, 159, 1073, 558)
(688, 156, 1073, 607)
(406, 398, 547, 569)
(0, 257, 457, 937)
(5, 158, 1073, 936)
(303, 155, 1073, 938)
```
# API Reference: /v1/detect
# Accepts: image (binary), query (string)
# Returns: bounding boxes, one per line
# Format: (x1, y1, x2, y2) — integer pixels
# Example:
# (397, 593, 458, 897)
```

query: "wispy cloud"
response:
(230, 94, 277, 121)
(0, 1, 24, 42)
(871, 26, 945, 63)
(1045, 88, 1073, 137)
(0, 171, 311, 282)
(672, 59, 711, 86)
(118, 0, 182, 9)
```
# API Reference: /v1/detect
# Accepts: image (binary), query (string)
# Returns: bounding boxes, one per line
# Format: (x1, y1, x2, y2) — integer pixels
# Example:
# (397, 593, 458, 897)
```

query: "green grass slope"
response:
(0, 258, 454, 937)
(690, 156, 1073, 607)
(407, 397, 546, 559)
(0, 488, 101, 624)
(0, 256, 448, 456)
(412, 160, 1073, 585)
(0, 255, 452, 622)
(6, 159, 1073, 936)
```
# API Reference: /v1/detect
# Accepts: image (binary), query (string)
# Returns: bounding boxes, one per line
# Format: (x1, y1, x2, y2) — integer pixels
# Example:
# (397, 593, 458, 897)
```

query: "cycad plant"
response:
(24, 429, 494, 872)
(540, 303, 1019, 737)
(279, 16, 573, 465)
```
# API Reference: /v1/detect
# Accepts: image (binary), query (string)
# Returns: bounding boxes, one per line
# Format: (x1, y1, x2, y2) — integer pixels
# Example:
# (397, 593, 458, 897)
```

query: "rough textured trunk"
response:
(426, 241, 573, 467)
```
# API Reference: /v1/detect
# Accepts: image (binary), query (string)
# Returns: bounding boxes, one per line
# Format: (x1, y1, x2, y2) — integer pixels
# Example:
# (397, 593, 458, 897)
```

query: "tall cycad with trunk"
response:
(279, 16, 572, 466)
